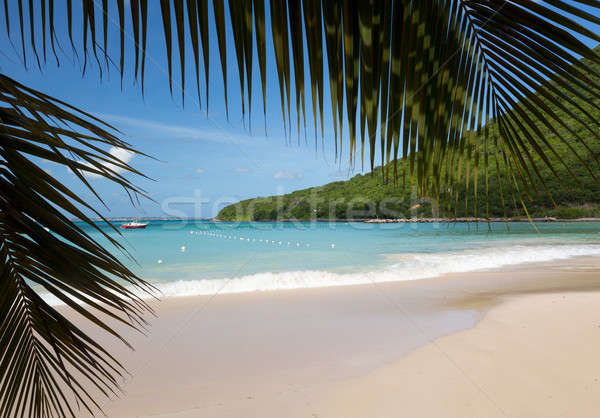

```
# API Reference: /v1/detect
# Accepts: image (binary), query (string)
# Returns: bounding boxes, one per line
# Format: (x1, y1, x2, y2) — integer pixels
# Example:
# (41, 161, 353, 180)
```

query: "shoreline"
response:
(42, 245, 600, 307)
(364, 216, 600, 223)
(64, 256, 600, 417)
(211, 217, 600, 223)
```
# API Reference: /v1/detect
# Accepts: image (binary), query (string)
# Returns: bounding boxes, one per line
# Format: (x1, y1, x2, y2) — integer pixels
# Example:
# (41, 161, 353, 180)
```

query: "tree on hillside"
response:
(1, 1, 599, 416)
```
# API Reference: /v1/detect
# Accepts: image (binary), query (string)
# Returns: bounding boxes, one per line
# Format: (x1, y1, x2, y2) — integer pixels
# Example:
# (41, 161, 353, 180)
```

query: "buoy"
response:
(157, 259, 163, 264)
(180, 246, 186, 252)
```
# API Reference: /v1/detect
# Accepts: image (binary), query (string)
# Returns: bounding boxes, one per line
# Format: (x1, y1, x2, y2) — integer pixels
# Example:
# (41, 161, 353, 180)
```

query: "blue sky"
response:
(1, 1, 356, 218)
(1, 1, 598, 218)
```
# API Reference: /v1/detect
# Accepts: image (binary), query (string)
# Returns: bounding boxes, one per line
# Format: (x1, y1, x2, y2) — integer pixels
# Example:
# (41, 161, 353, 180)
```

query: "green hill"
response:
(218, 47, 600, 221)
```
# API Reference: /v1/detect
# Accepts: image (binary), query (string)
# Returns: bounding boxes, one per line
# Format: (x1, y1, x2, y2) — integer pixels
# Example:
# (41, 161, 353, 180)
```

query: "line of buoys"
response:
(187, 230, 335, 250)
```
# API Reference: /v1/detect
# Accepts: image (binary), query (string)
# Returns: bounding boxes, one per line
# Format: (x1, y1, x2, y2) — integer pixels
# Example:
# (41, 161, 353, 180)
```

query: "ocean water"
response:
(42, 221, 600, 304)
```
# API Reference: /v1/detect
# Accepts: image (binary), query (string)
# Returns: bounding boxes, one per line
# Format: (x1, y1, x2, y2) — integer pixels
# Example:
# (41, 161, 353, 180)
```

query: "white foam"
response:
(41, 244, 600, 306)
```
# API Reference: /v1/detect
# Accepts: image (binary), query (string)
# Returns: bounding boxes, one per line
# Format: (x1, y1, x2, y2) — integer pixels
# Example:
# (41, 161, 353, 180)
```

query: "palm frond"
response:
(0, 74, 154, 417)
(9, 0, 595, 199)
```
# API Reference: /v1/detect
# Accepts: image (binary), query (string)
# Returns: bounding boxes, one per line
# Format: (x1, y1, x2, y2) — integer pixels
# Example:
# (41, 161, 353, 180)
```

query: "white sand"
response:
(64, 257, 600, 417)
(323, 292, 600, 417)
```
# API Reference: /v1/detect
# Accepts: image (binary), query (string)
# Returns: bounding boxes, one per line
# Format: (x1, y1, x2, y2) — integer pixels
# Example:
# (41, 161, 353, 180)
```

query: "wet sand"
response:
(323, 290, 600, 417)
(66, 257, 600, 417)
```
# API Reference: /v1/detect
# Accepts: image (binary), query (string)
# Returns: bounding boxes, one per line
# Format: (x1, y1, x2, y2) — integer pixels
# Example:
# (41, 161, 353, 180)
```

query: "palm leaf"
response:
(213, 0, 228, 117)
(0, 74, 154, 417)
(198, 0, 210, 112)
(288, 0, 306, 139)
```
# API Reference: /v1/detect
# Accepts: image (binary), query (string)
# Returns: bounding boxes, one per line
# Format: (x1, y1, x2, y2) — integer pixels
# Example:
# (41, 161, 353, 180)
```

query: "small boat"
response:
(121, 206, 148, 229)
(121, 221, 148, 229)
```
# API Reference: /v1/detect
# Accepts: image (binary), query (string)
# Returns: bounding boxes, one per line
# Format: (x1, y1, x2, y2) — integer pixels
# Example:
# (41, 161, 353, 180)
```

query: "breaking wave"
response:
(42, 243, 600, 306)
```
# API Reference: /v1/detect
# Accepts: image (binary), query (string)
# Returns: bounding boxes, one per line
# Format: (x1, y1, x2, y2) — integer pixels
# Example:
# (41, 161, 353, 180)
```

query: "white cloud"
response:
(96, 113, 255, 145)
(110, 147, 135, 165)
(234, 167, 251, 173)
(79, 146, 135, 178)
(273, 170, 303, 180)
(195, 168, 206, 174)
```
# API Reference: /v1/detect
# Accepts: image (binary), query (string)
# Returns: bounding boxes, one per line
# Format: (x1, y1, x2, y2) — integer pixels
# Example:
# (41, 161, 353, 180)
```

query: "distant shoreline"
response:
(79, 217, 600, 223)
(362, 216, 600, 223)
(211, 217, 600, 223)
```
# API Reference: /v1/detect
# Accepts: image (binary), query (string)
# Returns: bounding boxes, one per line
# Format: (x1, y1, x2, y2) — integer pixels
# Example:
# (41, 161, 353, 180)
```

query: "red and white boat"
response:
(121, 207, 148, 229)
(120, 221, 148, 229)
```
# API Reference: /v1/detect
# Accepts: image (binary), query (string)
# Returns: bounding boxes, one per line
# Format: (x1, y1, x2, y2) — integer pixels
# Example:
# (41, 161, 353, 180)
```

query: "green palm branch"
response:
(0, 74, 155, 416)
(1, 1, 599, 417)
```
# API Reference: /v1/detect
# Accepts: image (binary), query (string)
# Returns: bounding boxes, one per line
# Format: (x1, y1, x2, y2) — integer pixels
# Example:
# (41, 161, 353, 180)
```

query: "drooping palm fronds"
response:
(3, 1, 600, 194)
(0, 74, 154, 417)
(4, 1, 599, 201)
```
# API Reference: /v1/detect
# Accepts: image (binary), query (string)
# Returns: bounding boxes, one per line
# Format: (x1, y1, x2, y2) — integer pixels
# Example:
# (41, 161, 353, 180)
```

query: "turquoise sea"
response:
(43, 221, 600, 304)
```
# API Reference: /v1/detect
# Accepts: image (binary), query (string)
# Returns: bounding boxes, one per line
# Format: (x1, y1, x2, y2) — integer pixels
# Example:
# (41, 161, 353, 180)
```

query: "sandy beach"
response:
(324, 291, 600, 418)
(65, 256, 600, 417)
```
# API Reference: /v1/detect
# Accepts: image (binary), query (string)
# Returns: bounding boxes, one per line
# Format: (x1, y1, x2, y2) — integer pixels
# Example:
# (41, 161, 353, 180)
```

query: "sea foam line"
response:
(41, 244, 600, 306)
